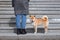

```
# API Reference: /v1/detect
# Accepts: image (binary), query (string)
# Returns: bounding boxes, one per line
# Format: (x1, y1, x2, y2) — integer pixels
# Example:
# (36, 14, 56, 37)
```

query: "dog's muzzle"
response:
(31, 21, 33, 23)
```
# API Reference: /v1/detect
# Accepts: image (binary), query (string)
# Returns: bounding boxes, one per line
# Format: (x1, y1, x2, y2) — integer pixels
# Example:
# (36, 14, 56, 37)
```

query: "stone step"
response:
(0, 33, 17, 40)
(0, 0, 11, 1)
(29, 8, 60, 11)
(0, 3, 60, 8)
(0, 23, 16, 27)
(1, 5, 60, 7)
(0, 25, 60, 30)
(2, 7, 60, 11)
(0, 1, 60, 5)
(0, 8, 13, 11)
(0, 1, 60, 4)
(29, 5, 60, 8)
(0, 23, 59, 27)
(0, 0, 60, 1)
(0, 33, 60, 40)
(26, 24, 60, 28)
(30, 0, 60, 1)
(29, 11, 60, 15)
(29, 2, 60, 5)
(0, 5, 60, 8)
(0, 27, 60, 33)
(0, 15, 60, 19)
(0, 5, 10, 7)
(0, 18, 60, 24)
(0, 2, 11, 5)
(1, 29, 60, 33)
(0, 18, 60, 23)
(0, 11, 60, 15)
(0, 11, 14, 14)
(15, 33, 60, 40)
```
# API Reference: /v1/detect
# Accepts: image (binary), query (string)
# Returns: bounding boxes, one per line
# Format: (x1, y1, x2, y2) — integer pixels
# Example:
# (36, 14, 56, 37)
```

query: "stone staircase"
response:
(0, 0, 60, 40)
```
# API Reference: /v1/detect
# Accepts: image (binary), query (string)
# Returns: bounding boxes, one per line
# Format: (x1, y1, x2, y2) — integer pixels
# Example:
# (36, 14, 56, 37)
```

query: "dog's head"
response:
(29, 15, 35, 22)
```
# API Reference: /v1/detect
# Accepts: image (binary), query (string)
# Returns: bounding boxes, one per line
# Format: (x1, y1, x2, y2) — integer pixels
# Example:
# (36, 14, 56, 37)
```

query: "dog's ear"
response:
(34, 16, 35, 17)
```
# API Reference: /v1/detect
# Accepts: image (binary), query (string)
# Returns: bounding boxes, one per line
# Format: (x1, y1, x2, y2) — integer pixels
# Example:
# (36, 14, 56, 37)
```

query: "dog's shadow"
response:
(26, 28, 45, 33)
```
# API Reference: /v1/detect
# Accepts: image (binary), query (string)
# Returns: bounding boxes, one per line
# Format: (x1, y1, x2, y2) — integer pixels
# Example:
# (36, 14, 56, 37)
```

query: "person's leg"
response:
(16, 14, 21, 28)
(16, 14, 22, 34)
(22, 14, 26, 29)
(21, 14, 27, 34)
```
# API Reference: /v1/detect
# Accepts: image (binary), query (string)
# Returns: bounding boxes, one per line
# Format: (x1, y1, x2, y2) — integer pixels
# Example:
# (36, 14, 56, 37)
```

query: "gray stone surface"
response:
(0, 0, 60, 40)
(0, 33, 60, 40)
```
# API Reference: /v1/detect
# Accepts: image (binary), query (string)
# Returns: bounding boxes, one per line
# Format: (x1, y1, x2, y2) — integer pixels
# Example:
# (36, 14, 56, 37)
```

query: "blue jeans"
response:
(16, 14, 26, 29)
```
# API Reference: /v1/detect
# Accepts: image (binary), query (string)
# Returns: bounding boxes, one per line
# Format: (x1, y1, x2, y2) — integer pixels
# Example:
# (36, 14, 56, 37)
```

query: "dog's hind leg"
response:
(43, 22, 48, 34)
(44, 26, 48, 34)
(45, 22, 49, 34)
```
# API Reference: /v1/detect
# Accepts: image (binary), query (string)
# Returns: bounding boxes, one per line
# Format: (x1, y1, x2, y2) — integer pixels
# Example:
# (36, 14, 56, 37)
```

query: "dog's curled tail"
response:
(42, 15, 48, 21)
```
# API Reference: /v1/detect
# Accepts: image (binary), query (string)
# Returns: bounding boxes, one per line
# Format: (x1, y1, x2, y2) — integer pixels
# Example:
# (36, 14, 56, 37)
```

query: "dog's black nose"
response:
(31, 21, 33, 23)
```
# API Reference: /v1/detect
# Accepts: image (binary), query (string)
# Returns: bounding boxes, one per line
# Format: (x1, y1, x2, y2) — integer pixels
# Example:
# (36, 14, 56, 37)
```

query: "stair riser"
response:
(0, 11, 60, 15)
(0, 15, 60, 19)
(0, 23, 60, 27)
(0, 28, 60, 33)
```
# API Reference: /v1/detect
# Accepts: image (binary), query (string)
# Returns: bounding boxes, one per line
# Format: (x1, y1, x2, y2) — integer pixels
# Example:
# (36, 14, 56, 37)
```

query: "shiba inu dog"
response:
(29, 15, 49, 34)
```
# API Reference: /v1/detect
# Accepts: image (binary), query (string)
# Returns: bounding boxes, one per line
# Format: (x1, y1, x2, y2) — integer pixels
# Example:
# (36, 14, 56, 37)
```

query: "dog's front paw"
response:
(45, 32, 47, 34)
(34, 32, 37, 34)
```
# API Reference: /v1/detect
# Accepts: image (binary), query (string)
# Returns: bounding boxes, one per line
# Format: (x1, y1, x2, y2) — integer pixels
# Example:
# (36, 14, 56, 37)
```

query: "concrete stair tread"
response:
(0, 27, 60, 29)
(0, 33, 17, 36)
(1, 1, 60, 5)
(0, 23, 59, 27)
(29, 2, 60, 5)
(30, 0, 60, 1)
(0, 33, 60, 36)
(0, 19, 60, 24)
(0, 11, 60, 15)
(0, 33, 60, 40)
(0, 2, 11, 5)
(29, 11, 60, 15)
(0, 5, 12, 8)
(0, 0, 60, 1)
(0, 5, 60, 8)
(0, 27, 14, 29)
(18, 33, 60, 36)
(1, 8, 60, 11)
(29, 8, 60, 11)
(0, 8, 13, 11)
(29, 5, 60, 8)
(0, 27, 60, 33)
(0, 15, 60, 19)
(0, 0, 11, 1)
